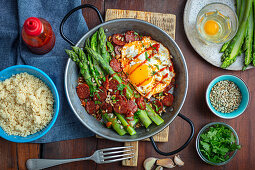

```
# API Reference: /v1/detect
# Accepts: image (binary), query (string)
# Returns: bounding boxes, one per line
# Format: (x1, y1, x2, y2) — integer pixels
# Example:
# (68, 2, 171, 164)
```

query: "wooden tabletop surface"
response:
(1, 0, 254, 170)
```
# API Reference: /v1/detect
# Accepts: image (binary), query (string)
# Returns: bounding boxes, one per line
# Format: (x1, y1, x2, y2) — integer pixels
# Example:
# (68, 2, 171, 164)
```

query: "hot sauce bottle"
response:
(22, 17, 55, 54)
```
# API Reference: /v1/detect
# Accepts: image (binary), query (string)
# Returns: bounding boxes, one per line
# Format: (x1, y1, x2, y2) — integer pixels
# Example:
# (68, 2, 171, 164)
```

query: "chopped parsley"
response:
(199, 124, 241, 163)
(151, 71, 157, 76)
(95, 101, 102, 105)
(158, 92, 164, 96)
(111, 96, 116, 100)
(102, 77, 106, 82)
(154, 64, 160, 70)
(134, 32, 139, 35)
(117, 84, 126, 91)
(96, 92, 100, 99)
(145, 52, 150, 61)
(153, 104, 160, 112)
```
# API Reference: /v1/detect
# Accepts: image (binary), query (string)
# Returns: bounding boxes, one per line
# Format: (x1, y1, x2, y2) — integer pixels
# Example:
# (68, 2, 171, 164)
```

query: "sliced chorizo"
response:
(108, 79, 119, 91)
(162, 93, 174, 106)
(127, 100, 138, 114)
(102, 75, 109, 90)
(125, 31, 140, 43)
(136, 97, 146, 110)
(76, 84, 90, 99)
(110, 58, 122, 73)
(113, 95, 127, 114)
(93, 86, 107, 102)
(100, 102, 113, 113)
(85, 100, 99, 115)
(153, 100, 163, 113)
(112, 33, 125, 46)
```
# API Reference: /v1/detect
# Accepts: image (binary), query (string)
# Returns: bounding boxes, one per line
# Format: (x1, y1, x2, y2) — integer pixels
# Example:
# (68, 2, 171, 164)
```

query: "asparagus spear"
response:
(220, 0, 243, 54)
(86, 47, 133, 95)
(107, 41, 115, 57)
(85, 39, 101, 86)
(102, 113, 127, 136)
(85, 47, 163, 126)
(127, 116, 139, 127)
(236, 0, 241, 17)
(115, 113, 136, 135)
(65, 49, 96, 93)
(72, 46, 86, 62)
(243, 6, 254, 68)
(91, 31, 99, 52)
(136, 110, 152, 128)
(90, 31, 105, 79)
(145, 104, 164, 125)
(220, 42, 230, 54)
(238, 0, 245, 22)
(98, 27, 111, 63)
(221, 0, 252, 68)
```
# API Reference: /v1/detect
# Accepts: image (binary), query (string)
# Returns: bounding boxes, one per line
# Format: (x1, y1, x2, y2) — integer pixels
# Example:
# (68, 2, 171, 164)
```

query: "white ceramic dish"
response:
(183, 0, 253, 70)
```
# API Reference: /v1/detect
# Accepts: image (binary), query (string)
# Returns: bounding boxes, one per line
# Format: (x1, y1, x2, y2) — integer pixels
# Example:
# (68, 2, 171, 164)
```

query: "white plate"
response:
(183, 0, 253, 70)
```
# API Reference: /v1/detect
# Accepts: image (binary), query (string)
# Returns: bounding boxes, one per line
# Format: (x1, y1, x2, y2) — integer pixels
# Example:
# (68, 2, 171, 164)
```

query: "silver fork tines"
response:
(102, 149, 134, 156)
(100, 146, 133, 151)
(26, 146, 135, 170)
(97, 146, 134, 164)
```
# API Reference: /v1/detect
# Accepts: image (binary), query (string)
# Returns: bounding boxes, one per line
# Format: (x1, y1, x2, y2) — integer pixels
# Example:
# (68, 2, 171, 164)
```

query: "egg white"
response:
(121, 36, 175, 98)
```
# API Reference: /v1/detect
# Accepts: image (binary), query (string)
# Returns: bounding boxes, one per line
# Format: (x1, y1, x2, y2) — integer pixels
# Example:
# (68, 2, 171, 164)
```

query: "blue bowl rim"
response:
(196, 122, 239, 166)
(205, 75, 250, 119)
(0, 65, 60, 143)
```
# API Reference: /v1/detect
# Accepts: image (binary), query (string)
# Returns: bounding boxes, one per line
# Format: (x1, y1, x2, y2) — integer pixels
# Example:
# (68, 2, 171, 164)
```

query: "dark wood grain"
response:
(0, 138, 18, 170)
(42, 137, 98, 170)
(17, 143, 40, 170)
(81, 0, 105, 29)
(1, 0, 255, 170)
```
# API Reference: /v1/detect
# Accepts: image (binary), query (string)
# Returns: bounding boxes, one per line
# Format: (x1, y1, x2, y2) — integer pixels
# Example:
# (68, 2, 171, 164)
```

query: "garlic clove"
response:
(156, 158, 175, 168)
(143, 157, 157, 170)
(174, 155, 184, 166)
(155, 166, 163, 170)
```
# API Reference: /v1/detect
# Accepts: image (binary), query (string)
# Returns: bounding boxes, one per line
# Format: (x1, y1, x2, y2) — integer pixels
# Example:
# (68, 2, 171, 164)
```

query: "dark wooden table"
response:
(1, 0, 254, 169)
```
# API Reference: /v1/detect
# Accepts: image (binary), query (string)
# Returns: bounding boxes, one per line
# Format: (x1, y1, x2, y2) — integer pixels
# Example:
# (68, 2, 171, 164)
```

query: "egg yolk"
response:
(128, 63, 152, 86)
(204, 20, 219, 35)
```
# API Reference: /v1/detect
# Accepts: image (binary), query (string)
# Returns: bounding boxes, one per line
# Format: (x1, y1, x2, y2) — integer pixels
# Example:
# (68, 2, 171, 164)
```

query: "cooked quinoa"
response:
(0, 72, 54, 137)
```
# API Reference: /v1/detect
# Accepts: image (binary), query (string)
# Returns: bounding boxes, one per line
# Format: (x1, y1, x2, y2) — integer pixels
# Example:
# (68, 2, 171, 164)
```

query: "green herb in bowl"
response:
(196, 122, 241, 165)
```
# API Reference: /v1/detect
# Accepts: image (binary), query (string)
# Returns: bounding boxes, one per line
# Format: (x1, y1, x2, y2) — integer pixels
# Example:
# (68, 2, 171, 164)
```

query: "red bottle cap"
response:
(23, 17, 42, 36)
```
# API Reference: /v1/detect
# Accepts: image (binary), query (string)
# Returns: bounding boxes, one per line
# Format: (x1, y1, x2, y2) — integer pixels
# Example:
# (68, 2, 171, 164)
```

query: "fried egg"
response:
(121, 36, 175, 98)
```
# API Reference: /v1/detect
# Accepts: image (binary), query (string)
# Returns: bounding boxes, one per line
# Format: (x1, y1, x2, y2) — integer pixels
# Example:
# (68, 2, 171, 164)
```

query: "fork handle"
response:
(26, 157, 91, 170)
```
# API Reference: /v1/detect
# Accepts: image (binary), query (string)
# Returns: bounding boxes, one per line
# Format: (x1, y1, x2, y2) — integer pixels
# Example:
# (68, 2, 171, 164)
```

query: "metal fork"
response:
(26, 146, 134, 170)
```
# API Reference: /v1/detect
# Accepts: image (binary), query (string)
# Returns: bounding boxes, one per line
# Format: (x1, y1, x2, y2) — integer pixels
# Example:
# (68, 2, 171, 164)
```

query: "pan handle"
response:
(60, 4, 104, 46)
(150, 113, 194, 156)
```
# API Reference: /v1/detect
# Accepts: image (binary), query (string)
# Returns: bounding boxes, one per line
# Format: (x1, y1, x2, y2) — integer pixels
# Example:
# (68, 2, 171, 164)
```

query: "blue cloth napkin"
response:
(0, 0, 95, 143)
